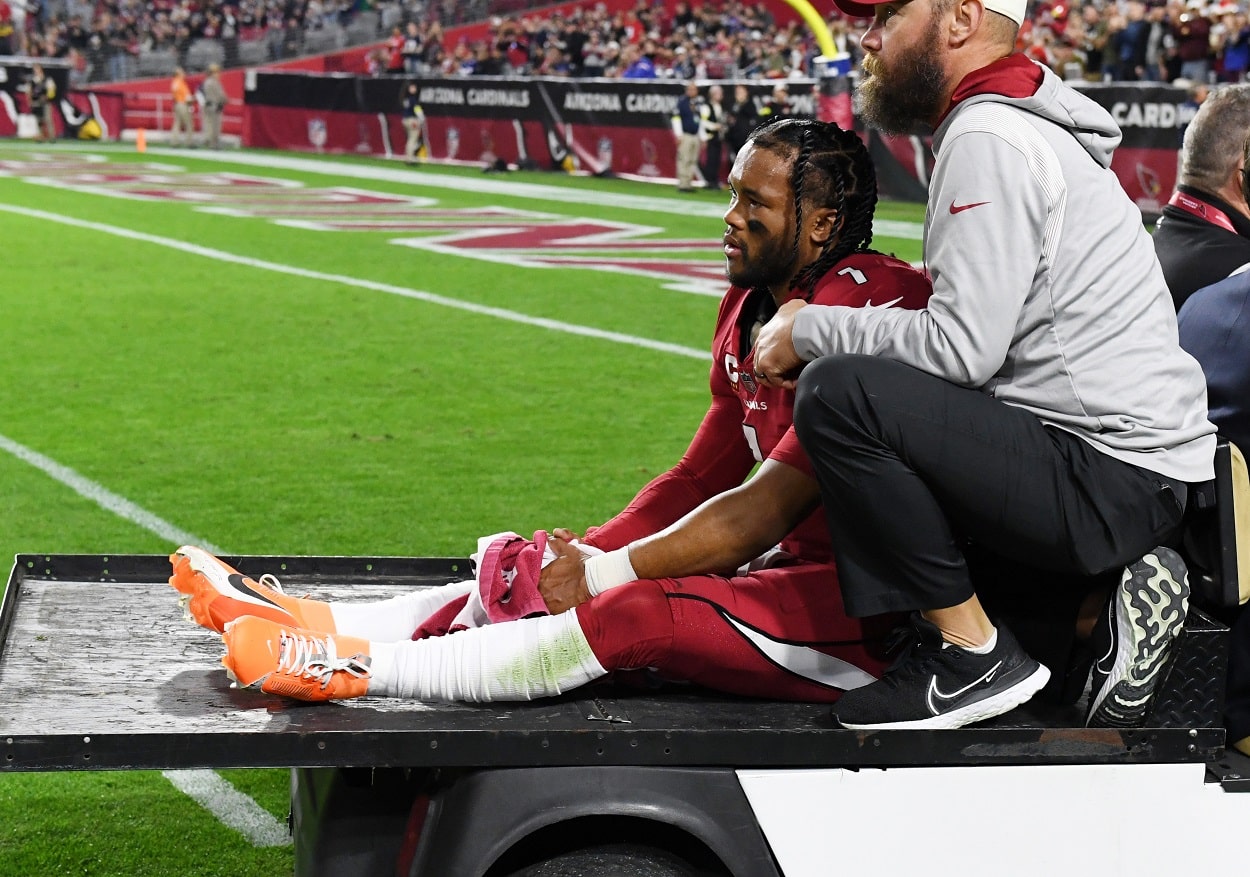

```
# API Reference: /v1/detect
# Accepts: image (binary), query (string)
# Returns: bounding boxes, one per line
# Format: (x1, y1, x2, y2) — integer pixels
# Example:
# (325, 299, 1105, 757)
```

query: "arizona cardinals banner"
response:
(244, 73, 818, 180)
(243, 72, 1188, 214)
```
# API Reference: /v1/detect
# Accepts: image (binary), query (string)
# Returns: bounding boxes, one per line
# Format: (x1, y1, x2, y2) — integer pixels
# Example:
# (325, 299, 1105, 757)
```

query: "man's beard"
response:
(726, 228, 799, 291)
(855, 26, 948, 135)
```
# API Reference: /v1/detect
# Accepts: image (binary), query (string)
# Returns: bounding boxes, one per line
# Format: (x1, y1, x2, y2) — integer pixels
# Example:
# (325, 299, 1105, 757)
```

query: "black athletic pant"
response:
(792, 355, 1188, 620)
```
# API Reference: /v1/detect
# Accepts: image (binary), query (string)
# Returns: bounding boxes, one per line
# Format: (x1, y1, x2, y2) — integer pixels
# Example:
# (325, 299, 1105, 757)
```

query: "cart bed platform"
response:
(0, 554, 1229, 772)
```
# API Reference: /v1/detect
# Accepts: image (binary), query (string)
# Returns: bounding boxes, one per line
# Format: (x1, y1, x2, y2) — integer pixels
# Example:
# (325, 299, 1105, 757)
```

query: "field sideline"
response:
(0, 142, 926, 876)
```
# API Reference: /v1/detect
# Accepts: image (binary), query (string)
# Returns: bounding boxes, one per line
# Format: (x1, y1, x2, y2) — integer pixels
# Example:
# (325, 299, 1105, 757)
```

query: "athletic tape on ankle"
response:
(584, 547, 638, 597)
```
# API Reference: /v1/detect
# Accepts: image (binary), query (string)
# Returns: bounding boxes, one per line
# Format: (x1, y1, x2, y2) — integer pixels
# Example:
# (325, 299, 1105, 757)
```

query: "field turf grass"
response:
(0, 142, 925, 876)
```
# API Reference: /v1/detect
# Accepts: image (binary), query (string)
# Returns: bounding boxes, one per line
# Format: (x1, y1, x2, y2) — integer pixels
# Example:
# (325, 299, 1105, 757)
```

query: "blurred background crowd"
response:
(1, 0, 1246, 86)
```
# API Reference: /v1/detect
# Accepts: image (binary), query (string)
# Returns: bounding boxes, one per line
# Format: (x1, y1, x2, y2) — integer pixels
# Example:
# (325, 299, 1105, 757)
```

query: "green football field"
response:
(0, 142, 926, 876)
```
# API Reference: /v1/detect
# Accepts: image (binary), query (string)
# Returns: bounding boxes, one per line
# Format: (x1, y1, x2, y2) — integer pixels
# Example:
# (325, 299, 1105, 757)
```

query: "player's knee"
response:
(575, 579, 674, 669)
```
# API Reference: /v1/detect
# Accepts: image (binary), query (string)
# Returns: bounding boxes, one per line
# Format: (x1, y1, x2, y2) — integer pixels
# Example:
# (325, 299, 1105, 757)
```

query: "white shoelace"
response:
(277, 630, 371, 689)
(257, 573, 286, 593)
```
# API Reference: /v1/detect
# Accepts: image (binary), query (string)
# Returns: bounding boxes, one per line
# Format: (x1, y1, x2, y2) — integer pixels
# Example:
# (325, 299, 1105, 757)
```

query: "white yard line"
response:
(0, 433, 221, 553)
(0, 203, 709, 361)
(163, 769, 293, 848)
(0, 433, 288, 847)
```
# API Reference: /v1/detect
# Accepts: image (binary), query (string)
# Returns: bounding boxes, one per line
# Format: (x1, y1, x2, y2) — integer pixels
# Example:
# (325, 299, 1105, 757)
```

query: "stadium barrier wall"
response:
(244, 72, 821, 181)
(246, 71, 1187, 209)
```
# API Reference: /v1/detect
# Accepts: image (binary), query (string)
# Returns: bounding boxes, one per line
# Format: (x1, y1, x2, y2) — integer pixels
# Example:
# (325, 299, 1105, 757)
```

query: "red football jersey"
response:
(588, 252, 932, 561)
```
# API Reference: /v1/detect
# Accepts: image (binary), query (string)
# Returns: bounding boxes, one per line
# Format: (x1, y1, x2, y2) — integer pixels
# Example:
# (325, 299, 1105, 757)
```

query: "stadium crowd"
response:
(5, 0, 1250, 85)
(360, 0, 1250, 83)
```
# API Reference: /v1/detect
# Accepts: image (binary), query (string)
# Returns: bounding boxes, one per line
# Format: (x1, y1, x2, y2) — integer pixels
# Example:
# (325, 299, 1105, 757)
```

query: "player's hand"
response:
(539, 529, 592, 614)
(752, 299, 806, 389)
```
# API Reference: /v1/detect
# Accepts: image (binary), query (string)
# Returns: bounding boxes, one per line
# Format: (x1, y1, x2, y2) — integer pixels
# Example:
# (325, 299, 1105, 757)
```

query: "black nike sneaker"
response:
(831, 614, 1050, 730)
(1086, 547, 1190, 728)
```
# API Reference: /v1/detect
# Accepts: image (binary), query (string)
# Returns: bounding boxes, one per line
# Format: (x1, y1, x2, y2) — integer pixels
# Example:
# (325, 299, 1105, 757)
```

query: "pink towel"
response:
(478, 530, 551, 623)
(412, 530, 551, 639)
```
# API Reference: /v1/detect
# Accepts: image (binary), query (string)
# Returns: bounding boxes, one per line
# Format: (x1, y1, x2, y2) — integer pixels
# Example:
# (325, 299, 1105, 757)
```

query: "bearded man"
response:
(752, 0, 1215, 730)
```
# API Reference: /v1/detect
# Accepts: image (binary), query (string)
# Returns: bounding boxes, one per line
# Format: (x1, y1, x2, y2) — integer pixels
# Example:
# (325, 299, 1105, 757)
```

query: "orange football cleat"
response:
(169, 546, 336, 634)
(221, 615, 371, 701)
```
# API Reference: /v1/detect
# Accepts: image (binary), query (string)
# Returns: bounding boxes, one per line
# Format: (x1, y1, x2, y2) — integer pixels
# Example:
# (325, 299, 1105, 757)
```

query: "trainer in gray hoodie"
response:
(751, 0, 1215, 733)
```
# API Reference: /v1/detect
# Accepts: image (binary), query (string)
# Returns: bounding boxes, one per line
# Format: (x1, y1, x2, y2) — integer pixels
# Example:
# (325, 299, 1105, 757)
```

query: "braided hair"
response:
(747, 117, 879, 298)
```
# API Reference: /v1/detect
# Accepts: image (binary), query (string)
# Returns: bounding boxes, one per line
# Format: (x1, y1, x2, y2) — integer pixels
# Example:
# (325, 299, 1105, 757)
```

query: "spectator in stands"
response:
(621, 40, 658, 78)
(559, 15, 587, 74)
(108, 12, 140, 83)
(1174, 0, 1214, 83)
(199, 63, 227, 149)
(1112, 0, 1152, 80)
(671, 43, 698, 80)
(220, 5, 240, 69)
(472, 41, 507, 75)
(401, 21, 422, 75)
(1215, 12, 1247, 81)
(36, 0, 1249, 90)
(170, 66, 194, 147)
(580, 30, 609, 77)
(264, 6, 285, 61)
(534, 43, 572, 77)
(384, 25, 405, 74)
(281, 16, 304, 59)
(1072, 2, 1110, 80)
(497, 20, 530, 73)
(1153, 84, 1250, 310)
(64, 13, 90, 57)
(1143, 3, 1172, 82)
(0, 0, 14, 56)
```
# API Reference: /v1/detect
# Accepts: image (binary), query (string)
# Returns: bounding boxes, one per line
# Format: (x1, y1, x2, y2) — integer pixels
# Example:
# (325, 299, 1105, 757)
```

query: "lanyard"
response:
(1168, 191, 1239, 234)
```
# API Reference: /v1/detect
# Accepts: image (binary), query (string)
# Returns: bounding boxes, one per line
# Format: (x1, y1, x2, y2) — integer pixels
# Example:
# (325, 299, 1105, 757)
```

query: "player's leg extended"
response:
(577, 565, 897, 702)
(222, 609, 606, 702)
(219, 564, 892, 705)
(170, 546, 474, 639)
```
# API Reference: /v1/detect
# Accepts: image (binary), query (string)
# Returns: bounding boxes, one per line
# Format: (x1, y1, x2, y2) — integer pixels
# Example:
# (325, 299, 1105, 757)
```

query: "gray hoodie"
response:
(792, 56, 1215, 483)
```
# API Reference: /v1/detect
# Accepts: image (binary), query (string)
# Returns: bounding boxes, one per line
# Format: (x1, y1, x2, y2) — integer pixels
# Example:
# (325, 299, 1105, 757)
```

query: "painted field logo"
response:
(5, 154, 724, 297)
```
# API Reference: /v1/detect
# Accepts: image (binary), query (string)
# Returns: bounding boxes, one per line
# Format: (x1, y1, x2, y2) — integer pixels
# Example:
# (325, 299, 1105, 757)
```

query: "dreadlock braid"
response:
(790, 126, 814, 271)
(749, 117, 880, 297)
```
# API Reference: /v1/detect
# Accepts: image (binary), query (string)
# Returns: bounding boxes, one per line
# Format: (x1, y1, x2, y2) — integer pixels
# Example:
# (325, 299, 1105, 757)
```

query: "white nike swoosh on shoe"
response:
(926, 660, 1004, 714)
(721, 612, 878, 690)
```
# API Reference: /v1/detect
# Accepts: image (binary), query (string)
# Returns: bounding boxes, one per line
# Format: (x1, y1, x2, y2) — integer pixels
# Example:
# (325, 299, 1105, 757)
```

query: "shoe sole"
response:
(1087, 547, 1190, 728)
(836, 664, 1052, 731)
